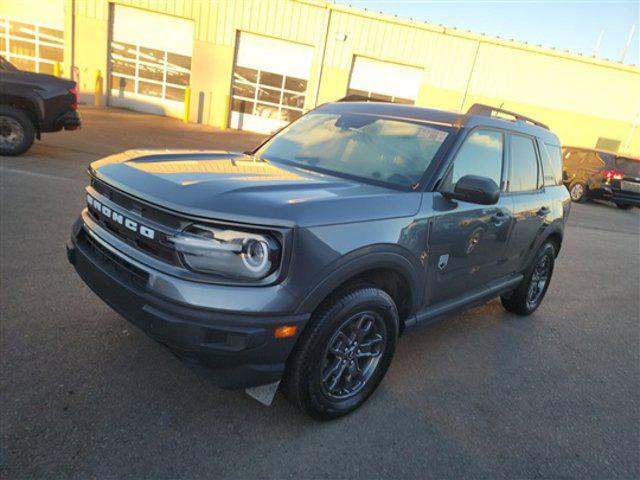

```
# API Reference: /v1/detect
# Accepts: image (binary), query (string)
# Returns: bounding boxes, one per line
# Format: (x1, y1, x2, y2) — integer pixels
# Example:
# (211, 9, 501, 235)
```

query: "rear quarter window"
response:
(542, 143, 563, 186)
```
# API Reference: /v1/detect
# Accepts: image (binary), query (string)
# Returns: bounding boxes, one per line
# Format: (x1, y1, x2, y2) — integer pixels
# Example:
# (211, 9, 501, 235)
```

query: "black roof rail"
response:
(336, 94, 392, 103)
(467, 103, 549, 130)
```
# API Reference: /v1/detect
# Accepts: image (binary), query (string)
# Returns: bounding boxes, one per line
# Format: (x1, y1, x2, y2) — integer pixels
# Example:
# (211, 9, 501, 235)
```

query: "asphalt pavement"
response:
(1, 107, 639, 479)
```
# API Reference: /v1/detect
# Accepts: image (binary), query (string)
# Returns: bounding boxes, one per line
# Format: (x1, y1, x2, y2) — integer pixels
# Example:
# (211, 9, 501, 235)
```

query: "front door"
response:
(425, 128, 514, 305)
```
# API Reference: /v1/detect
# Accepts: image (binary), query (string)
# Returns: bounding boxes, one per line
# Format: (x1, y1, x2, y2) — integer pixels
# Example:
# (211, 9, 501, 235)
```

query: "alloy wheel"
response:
(320, 311, 386, 400)
(570, 183, 584, 201)
(527, 255, 551, 308)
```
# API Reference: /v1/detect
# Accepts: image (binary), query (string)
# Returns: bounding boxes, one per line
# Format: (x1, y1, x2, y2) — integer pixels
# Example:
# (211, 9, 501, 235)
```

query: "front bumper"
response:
(67, 217, 308, 389)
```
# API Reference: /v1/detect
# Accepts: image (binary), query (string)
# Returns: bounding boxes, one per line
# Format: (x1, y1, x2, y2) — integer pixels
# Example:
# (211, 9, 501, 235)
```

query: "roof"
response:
(316, 101, 560, 143)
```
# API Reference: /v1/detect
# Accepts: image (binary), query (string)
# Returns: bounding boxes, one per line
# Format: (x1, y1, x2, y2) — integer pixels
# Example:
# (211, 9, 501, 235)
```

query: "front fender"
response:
(294, 245, 421, 316)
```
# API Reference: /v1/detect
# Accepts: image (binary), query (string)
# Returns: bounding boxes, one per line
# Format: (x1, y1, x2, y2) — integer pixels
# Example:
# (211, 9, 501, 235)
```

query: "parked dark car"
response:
(0, 56, 81, 156)
(67, 102, 569, 419)
(562, 146, 640, 209)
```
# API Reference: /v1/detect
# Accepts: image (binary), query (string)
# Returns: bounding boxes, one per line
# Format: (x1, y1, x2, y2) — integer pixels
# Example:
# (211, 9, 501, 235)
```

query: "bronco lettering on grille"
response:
(87, 194, 156, 240)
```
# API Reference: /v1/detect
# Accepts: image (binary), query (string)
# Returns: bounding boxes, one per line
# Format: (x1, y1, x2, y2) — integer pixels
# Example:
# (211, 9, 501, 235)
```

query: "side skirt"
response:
(405, 273, 524, 330)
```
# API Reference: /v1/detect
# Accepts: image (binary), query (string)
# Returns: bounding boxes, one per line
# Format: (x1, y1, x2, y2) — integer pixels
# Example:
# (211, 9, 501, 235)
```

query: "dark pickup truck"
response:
(0, 56, 81, 156)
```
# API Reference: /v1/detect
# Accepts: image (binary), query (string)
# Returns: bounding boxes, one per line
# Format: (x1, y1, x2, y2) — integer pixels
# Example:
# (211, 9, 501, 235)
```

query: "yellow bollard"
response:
(183, 87, 191, 123)
(53, 61, 61, 77)
(94, 69, 102, 107)
(221, 94, 230, 131)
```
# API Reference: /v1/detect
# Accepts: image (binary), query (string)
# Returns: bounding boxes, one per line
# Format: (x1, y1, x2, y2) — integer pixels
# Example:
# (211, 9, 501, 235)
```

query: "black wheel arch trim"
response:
(294, 246, 421, 317)
(0, 89, 45, 123)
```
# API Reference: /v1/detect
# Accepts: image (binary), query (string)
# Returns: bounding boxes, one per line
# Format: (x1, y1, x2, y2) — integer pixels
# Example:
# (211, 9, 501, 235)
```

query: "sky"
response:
(334, 0, 639, 65)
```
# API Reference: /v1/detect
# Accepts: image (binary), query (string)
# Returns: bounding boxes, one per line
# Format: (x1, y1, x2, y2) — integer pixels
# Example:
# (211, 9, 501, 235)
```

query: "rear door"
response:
(503, 133, 548, 272)
(426, 128, 514, 305)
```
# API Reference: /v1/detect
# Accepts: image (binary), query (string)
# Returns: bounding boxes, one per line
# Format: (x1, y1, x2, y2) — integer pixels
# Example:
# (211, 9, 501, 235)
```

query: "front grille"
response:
(87, 208, 177, 264)
(88, 179, 183, 267)
(79, 228, 149, 290)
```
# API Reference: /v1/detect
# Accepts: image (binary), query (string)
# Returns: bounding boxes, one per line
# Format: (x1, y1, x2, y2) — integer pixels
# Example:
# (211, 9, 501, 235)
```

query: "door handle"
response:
(537, 206, 550, 217)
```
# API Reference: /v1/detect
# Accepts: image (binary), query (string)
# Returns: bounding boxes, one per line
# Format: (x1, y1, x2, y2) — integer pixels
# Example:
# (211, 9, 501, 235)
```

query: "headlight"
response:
(170, 224, 281, 280)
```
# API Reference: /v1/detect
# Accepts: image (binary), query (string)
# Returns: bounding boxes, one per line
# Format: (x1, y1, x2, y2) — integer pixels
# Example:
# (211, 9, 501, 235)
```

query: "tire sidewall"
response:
(302, 289, 398, 419)
(0, 107, 35, 156)
(523, 243, 555, 314)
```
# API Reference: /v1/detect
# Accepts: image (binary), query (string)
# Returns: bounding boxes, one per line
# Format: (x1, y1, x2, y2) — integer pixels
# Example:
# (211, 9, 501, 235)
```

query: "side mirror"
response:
(443, 174, 500, 205)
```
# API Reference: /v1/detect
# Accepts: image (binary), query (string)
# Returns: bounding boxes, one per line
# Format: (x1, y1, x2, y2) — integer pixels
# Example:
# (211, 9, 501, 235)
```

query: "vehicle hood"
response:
(0, 69, 74, 90)
(89, 150, 421, 227)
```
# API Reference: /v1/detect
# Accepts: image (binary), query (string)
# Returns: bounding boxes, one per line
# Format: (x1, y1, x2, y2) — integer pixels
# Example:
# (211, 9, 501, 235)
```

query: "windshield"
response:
(255, 112, 452, 188)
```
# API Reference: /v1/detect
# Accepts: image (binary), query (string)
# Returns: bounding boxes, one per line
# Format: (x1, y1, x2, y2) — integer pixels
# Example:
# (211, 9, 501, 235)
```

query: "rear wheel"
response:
(568, 181, 587, 203)
(282, 284, 398, 420)
(615, 202, 632, 210)
(0, 106, 35, 156)
(501, 242, 555, 316)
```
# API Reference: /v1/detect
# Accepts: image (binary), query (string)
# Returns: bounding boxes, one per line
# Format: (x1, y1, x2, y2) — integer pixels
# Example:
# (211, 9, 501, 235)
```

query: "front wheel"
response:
(282, 285, 399, 420)
(501, 242, 556, 316)
(0, 106, 36, 156)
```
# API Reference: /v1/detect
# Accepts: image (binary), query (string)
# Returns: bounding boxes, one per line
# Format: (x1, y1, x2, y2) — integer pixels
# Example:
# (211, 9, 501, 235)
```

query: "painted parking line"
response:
(0, 167, 74, 182)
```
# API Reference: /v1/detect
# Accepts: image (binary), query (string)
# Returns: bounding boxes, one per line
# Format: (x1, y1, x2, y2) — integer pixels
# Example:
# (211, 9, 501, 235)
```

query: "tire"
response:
(501, 242, 556, 316)
(615, 202, 632, 210)
(0, 106, 36, 156)
(568, 181, 587, 203)
(281, 284, 399, 420)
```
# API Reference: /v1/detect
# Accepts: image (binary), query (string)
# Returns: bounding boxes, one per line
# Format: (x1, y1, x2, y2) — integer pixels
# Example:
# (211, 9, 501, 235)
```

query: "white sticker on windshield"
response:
(418, 128, 448, 143)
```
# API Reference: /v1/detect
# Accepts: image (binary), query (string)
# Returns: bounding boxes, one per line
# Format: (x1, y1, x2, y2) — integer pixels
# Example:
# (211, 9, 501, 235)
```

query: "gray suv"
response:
(67, 102, 570, 420)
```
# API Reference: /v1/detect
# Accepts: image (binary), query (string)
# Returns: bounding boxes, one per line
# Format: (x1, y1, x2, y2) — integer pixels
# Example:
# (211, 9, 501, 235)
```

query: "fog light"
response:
(274, 325, 298, 339)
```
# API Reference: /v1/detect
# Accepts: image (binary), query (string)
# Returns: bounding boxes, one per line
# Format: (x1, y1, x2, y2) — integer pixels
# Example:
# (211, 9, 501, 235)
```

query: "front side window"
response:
(441, 129, 504, 192)
(256, 112, 451, 189)
(509, 135, 539, 192)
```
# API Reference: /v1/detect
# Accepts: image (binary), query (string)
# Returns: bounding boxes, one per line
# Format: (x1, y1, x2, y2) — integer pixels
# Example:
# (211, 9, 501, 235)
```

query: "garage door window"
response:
(0, 18, 63, 74)
(346, 88, 413, 105)
(232, 66, 307, 124)
(110, 41, 191, 103)
(348, 57, 422, 106)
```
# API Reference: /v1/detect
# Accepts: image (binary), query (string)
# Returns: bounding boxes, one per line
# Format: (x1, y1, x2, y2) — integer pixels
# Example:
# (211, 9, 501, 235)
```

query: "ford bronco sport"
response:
(67, 102, 569, 420)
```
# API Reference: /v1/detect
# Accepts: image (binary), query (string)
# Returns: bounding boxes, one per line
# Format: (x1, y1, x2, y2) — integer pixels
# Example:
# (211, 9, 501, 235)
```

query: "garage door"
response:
(0, 0, 64, 74)
(230, 32, 313, 133)
(108, 5, 193, 119)
(348, 57, 423, 104)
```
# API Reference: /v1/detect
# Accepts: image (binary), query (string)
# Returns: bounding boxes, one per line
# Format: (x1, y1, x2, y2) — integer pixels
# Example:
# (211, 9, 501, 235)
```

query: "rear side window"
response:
(616, 156, 640, 177)
(441, 129, 504, 191)
(541, 143, 563, 186)
(508, 135, 539, 192)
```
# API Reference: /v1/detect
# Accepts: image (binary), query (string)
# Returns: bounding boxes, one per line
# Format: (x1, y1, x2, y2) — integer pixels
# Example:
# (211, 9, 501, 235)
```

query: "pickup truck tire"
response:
(0, 106, 35, 156)
(282, 284, 399, 420)
(501, 242, 555, 316)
